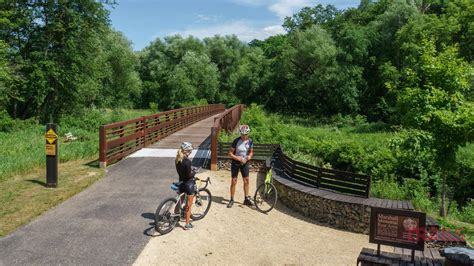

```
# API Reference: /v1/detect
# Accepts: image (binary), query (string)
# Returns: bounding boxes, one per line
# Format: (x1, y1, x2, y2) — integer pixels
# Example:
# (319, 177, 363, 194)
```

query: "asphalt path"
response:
(0, 157, 178, 265)
(0, 115, 219, 265)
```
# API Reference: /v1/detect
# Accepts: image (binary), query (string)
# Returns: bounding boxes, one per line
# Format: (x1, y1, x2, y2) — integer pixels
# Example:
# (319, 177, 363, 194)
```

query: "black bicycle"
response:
(155, 175, 212, 235)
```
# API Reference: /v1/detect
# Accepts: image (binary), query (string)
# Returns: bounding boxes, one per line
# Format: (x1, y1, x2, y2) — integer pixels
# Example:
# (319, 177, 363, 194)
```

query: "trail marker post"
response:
(45, 123, 58, 188)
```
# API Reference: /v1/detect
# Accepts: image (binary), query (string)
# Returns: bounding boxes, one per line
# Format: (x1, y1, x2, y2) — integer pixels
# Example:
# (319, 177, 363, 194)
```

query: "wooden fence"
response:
(279, 152, 371, 197)
(99, 104, 225, 168)
(218, 142, 371, 198)
(210, 104, 244, 170)
(217, 142, 280, 160)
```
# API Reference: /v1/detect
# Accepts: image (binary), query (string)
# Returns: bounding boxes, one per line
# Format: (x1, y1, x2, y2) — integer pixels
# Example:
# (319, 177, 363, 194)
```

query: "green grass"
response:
(0, 159, 103, 237)
(0, 108, 153, 181)
(0, 108, 155, 237)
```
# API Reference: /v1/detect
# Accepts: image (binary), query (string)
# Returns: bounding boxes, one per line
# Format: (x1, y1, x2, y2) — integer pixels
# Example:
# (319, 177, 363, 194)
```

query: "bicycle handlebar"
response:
(195, 176, 211, 189)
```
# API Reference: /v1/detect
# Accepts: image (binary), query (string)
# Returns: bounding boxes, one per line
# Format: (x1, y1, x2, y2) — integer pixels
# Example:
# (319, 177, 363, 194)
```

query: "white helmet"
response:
(180, 142, 193, 152)
(239, 124, 250, 135)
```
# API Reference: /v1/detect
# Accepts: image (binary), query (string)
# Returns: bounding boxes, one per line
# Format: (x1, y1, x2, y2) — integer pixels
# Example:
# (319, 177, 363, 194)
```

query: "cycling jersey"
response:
(176, 158, 195, 182)
(231, 137, 254, 161)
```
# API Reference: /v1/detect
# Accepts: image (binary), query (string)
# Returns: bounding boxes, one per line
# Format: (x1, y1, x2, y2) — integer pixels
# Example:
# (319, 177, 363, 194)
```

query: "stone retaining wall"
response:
(273, 175, 371, 234)
(217, 159, 267, 172)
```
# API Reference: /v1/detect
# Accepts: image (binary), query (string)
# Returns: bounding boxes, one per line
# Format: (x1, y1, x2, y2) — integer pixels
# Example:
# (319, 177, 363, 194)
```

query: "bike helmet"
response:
(239, 124, 250, 135)
(180, 142, 193, 152)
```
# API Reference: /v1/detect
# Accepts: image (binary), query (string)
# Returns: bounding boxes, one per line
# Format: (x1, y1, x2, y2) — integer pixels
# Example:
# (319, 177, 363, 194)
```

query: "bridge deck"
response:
(0, 112, 222, 264)
(148, 114, 217, 149)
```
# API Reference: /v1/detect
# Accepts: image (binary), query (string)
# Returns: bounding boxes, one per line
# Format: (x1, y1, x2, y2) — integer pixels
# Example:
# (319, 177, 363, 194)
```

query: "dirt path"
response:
(134, 170, 384, 265)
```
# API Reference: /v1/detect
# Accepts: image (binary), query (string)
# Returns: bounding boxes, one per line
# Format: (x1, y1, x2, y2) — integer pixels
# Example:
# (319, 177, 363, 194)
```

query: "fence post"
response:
(142, 116, 147, 147)
(366, 176, 371, 198)
(211, 127, 218, 171)
(99, 125, 107, 168)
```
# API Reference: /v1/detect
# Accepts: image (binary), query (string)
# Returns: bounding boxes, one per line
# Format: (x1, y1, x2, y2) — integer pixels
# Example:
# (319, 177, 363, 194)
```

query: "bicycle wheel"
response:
(155, 197, 179, 235)
(190, 188, 212, 220)
(253, 182, 278, 213)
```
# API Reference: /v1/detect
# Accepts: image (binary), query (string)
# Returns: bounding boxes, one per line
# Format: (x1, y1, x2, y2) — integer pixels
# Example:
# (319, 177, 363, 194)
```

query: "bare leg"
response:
(185, 195, 194, 225)
(243, 176, 249, 198)
(230, 177, 238, 199)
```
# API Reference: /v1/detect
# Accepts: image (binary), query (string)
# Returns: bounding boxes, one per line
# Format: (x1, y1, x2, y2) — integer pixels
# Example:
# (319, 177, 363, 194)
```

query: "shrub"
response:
(459, 200, 474, 224)
(0, 110, 15, 132)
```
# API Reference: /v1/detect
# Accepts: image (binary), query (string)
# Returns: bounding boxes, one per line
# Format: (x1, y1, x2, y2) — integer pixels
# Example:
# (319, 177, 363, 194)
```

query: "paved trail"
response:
(134, 170, 383, 265)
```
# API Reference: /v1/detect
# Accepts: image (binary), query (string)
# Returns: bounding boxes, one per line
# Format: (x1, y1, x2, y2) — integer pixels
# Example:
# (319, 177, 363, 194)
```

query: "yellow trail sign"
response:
(45, 128, 58, 144)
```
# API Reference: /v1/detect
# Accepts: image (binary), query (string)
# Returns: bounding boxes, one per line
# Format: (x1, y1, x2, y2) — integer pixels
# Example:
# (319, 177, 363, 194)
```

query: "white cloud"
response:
(269, 0, 312, 19)
(262, 25, 286, 35)
(196, 14, 221, 23)
(170, 21, 285, 42)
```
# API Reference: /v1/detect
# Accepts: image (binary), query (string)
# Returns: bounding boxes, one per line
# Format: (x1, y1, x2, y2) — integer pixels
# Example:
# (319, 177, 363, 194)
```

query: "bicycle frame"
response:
(263, 170, 273, 193)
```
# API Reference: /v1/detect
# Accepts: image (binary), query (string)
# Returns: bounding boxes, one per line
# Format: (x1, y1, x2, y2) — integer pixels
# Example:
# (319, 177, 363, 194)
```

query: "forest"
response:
(0, 1, 472, 226)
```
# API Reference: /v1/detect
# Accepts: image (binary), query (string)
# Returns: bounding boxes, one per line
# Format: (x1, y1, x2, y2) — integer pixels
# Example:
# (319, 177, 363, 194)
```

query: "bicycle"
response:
(154, 174, 212, 235)
(253, 158, 278, 213)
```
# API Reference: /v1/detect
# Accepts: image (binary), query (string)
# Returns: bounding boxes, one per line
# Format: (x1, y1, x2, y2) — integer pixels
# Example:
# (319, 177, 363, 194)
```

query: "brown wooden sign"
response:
(369, 207, 426, 251)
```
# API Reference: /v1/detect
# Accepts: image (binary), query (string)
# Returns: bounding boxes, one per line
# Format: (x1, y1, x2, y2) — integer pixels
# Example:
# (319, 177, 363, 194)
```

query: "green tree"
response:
(281, 25, 360, 114)
(283, 4, 340, 32)
(397, 40, 473, 216)
(0, 40, 12, 111)
(232, 47, 270, 105)
(0, 0, 110, 121)
(100, 30, 142, 108)
(165, 51, 219, 109)
(204, 35, 247, 104)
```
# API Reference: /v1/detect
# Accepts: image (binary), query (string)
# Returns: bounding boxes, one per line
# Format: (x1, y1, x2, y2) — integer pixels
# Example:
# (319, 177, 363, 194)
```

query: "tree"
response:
(204, 35, 246, 104)
(100, 30, 142, 108)
(232, 47, 270, 106)
(396, 40, 473, 216)
(165, 51, 219, 109)
(0, 0, 111, 121)
(0, 40, 12, 111)
(283, 4, 340, 32)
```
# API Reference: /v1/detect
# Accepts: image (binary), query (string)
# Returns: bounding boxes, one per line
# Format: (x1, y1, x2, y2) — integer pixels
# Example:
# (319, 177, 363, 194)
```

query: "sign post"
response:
(369, 207, 426, 262)
(45, 123, 58, 188)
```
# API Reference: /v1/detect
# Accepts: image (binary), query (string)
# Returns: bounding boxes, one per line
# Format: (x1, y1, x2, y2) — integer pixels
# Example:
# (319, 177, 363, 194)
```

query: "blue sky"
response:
(106, 0, 361, 51)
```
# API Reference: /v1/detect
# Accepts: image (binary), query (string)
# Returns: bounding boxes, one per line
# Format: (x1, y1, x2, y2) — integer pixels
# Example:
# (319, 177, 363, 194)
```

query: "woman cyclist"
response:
(227, 124, 254, 208)
(175, 142, 196, 230)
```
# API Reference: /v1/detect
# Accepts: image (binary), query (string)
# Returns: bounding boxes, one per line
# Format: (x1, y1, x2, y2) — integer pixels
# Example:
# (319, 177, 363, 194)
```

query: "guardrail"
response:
(210, 104, 244, 170)
(278, 151, 371, 198)
(217, 142, 371, 197)
(218, 142, 280, 160)
(99, 104, 225, 168)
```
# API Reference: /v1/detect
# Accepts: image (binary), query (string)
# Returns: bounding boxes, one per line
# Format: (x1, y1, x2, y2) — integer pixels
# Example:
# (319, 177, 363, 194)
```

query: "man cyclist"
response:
(227, 124, 254, 208)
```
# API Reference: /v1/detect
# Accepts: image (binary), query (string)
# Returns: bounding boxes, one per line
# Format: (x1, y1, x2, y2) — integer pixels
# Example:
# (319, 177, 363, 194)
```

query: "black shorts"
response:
(179, 179, 195, 195)
(231, 160, 250, 178)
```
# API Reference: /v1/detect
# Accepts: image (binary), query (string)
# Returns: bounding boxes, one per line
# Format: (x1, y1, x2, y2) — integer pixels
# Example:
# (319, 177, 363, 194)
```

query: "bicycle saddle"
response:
(170, 182, 183, 191)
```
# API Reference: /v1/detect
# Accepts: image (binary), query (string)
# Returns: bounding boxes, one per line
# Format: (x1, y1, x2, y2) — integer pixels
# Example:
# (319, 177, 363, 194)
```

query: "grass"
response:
(0, 108, 153, 237)
(0, 108, 154, 181)
(0, 158, 103, 237)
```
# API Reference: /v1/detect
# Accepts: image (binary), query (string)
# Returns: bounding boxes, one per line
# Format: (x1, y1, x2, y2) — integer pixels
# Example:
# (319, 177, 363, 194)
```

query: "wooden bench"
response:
(357, 247, 444, 266)
(426, 216, 467, 247)
(64, 132, 77, 142)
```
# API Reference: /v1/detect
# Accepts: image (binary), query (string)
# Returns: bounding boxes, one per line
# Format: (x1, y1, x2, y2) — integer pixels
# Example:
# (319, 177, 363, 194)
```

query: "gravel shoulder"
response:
(134, 170, 385, 265)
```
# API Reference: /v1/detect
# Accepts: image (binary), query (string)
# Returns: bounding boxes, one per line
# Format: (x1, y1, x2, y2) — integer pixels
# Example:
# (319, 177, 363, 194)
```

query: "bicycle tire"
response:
(190, 188, 212, 220)
(155, 197, 179, 235)
(253, 182, 278, 213)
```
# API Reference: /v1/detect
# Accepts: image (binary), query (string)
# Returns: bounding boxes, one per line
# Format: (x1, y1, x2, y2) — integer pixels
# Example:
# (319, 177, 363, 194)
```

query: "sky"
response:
(105, 0, 361, 51)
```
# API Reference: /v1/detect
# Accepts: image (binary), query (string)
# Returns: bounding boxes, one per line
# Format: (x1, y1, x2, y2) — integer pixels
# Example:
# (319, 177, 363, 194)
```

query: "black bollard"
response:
(45, 123, 58, 188)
